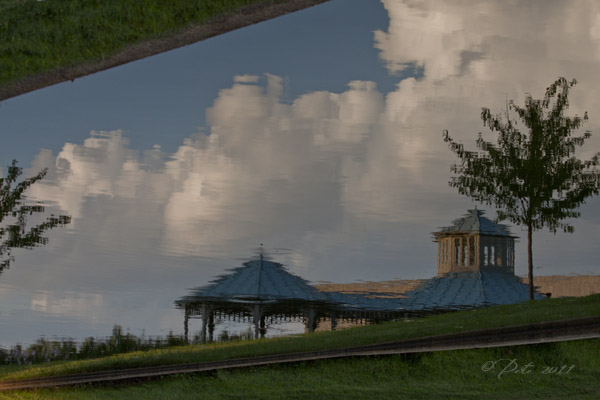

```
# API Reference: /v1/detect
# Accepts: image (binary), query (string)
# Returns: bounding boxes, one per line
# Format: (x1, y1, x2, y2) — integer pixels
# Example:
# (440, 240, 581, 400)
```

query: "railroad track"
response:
(1, 316, 599, 391)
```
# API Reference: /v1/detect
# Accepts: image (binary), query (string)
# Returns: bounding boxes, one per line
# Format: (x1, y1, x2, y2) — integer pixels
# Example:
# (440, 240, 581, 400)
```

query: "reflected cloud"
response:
(24, 72, 440, 282)
(375, 0, 600, 83)
(375, 1, 471, 80)
(30, 291, 104, 319)
(2, 0, 600, 348)
(28, 131, 152, 221)
(21, 0, 600, 286)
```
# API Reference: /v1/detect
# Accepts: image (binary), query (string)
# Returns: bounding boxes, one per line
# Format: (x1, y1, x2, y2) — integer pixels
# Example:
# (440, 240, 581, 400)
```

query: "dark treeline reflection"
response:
(0, 325, 256, 365)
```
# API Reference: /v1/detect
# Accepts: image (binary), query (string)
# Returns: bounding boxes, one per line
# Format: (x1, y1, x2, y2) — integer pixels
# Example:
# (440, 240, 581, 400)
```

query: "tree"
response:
(443, 77, 600, 300)
(0, 159, 71, 274)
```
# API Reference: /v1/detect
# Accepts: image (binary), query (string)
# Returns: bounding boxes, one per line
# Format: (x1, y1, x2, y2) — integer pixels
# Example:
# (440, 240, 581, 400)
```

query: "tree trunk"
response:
(527, 223, 534, 300)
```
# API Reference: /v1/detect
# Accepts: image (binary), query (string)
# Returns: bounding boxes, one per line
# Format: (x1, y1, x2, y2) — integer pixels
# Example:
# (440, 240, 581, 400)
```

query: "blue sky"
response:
(1, 0, 403, 165)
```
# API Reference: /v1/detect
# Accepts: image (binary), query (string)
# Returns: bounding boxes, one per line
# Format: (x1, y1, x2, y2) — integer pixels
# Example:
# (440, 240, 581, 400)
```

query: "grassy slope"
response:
(1, 294, 598, 382)
(0, 0, 274, 86)
(9, 340, 600, 399)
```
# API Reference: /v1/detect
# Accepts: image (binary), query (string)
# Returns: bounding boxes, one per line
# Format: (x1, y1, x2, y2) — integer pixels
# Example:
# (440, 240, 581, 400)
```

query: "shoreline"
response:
(0, 0, 330, 101)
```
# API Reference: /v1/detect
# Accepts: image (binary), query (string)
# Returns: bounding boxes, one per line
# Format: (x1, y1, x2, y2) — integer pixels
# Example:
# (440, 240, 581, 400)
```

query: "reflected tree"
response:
(0, 159, 71, 274)
(443, 77, 600, 299)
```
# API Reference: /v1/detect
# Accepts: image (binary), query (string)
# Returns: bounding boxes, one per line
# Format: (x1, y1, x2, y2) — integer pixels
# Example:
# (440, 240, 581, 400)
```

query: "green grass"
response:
(0, 0, 275, 87)
(1, 294, 598, 382)
(4, 340, 600, 399)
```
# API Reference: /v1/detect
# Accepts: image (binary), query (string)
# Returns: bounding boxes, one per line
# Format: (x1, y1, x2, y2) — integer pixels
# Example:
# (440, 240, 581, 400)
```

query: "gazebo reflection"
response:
(175, 253, 340, 341)
(176, 209, 542, 342)
(433, 207, 517, 276)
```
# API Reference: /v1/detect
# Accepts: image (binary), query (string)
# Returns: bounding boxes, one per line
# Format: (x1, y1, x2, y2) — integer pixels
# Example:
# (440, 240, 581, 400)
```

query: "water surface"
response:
(1, 0, 599, 347)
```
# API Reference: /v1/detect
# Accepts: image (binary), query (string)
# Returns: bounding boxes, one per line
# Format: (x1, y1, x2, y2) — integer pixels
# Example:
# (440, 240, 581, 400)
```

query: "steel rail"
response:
(1, 316, 599, 391)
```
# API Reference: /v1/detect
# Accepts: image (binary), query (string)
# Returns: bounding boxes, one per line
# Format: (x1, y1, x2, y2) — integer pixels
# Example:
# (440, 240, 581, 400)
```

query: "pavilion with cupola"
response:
(176, 209, 541, 342)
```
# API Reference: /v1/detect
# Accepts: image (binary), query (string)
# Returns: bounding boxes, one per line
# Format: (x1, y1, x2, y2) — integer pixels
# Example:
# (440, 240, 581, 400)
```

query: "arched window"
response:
(484, 246, 488, 266)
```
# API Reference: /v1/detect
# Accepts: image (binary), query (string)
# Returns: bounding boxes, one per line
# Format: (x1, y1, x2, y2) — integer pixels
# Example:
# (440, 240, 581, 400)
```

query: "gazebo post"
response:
(259, 315, 266, 338)
(208, 311, 215, 342)
(201, 303, 208, 343)
(330, 312, 337, 331)
(305, 307, 316, 333)
(184, 303, 189, 343)
(253, 304, 262, 340)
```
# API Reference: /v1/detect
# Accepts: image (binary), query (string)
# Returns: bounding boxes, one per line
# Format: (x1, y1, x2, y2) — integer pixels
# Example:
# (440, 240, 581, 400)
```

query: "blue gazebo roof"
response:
(434, 209, 515, 237)
(186, 256, 329, 303)
(179, 250, 539, 314)
(320, 270, 540, 312)
(398, 270, 541, 311)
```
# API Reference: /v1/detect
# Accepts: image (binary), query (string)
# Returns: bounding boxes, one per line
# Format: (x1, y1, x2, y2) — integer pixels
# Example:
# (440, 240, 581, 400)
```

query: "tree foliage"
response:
(443, 77, 600, 299)
(0, 159, 71, 273)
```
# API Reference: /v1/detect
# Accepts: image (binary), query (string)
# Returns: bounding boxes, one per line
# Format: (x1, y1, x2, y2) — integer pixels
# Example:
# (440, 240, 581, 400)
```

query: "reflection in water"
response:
(177, 211, 538, 342)
(1, 0, 600, 346)
(0, 160, 71, 274)
(443, 77, 600, 300)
